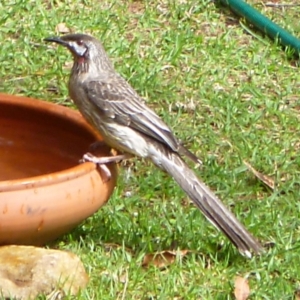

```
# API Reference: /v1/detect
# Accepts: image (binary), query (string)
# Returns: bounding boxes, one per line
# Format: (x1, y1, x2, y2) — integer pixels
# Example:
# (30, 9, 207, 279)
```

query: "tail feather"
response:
(150, 146, 262, 257)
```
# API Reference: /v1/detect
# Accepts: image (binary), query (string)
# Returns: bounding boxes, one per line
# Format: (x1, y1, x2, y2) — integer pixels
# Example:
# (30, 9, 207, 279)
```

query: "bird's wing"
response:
(84, 75, 181, 152)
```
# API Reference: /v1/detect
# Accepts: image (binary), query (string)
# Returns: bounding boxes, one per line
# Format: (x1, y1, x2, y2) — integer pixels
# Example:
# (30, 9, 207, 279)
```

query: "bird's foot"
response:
(82, 152, 132, 182)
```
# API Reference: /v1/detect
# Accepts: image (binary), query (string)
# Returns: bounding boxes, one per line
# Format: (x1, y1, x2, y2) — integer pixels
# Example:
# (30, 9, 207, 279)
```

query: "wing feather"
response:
(84, 75, 180, 152)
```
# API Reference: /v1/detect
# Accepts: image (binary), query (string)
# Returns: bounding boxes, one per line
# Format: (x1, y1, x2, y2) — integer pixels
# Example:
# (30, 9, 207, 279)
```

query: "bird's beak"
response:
(44, 36, 69, 47)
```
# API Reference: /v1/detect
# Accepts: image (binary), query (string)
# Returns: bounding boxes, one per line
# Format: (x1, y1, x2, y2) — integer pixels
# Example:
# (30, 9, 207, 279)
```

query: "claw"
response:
(98, 164, 112, 183)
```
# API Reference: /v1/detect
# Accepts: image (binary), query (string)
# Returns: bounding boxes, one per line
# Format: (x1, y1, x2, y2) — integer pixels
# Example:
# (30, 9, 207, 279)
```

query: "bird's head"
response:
(44, 33, 113, 73)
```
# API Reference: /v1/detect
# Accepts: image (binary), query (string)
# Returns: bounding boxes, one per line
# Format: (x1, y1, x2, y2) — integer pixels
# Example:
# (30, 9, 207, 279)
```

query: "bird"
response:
(44, 33, 262, 257)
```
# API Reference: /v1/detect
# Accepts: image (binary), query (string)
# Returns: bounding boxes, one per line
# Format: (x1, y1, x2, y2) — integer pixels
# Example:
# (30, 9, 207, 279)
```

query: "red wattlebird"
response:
(45, 33, 262, 257)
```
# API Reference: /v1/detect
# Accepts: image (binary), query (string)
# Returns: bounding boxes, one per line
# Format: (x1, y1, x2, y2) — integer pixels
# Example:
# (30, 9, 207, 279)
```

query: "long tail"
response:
(149, 146, 262, 257)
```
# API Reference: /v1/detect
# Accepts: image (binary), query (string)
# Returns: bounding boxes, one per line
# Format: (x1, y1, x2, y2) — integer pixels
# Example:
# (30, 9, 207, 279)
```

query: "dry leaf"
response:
(56, 23, 70, 34)
(142, 250, 189, 268)
(244, 161, 275, 190)
(119, 272, 128, 284)
(234, 276, 250, 300)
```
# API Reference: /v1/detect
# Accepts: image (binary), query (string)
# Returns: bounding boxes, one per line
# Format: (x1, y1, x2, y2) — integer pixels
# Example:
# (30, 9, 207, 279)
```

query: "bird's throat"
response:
(73, 60, 88, 74)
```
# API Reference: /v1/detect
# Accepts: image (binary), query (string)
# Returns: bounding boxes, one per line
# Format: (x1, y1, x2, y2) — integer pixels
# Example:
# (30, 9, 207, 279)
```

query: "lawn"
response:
(1, 0, 300, 299)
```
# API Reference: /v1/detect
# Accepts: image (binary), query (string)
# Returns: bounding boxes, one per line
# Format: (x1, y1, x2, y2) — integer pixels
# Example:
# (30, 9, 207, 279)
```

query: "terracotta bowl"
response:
(0, 93, 117, 246)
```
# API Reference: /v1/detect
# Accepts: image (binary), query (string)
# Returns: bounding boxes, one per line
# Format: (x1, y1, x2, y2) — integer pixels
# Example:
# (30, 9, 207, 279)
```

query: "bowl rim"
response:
(0, 93, 101, 191)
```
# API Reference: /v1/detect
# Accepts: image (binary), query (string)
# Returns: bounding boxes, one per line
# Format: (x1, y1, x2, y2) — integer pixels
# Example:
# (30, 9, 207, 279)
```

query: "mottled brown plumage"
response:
(45, 33, 262, 257)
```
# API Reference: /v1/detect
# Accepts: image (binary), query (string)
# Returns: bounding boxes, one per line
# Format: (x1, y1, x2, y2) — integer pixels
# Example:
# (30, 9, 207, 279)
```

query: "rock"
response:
(0, 245, 89, 299)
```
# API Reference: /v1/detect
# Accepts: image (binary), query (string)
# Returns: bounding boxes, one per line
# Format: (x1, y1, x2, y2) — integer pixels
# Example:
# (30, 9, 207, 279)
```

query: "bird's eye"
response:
(77, 40, 84, 46)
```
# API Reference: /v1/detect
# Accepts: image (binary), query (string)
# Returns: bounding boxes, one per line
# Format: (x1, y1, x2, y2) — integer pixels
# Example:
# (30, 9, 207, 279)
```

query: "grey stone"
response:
(0, 245, 89, 299)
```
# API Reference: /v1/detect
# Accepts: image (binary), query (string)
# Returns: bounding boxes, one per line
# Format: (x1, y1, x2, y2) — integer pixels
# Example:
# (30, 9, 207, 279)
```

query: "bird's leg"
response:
(82, 152, 132, 164)
(82, 152, 133, 182)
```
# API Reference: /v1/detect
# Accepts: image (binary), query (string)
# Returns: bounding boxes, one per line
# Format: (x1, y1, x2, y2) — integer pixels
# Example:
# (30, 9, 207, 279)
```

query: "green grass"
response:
(1, 0, 300, 298)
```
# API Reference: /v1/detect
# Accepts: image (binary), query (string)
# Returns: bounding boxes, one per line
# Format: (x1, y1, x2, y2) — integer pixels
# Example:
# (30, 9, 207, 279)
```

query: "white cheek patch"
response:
(70, 42, 87, 57)
(79, 47, 88, 57)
